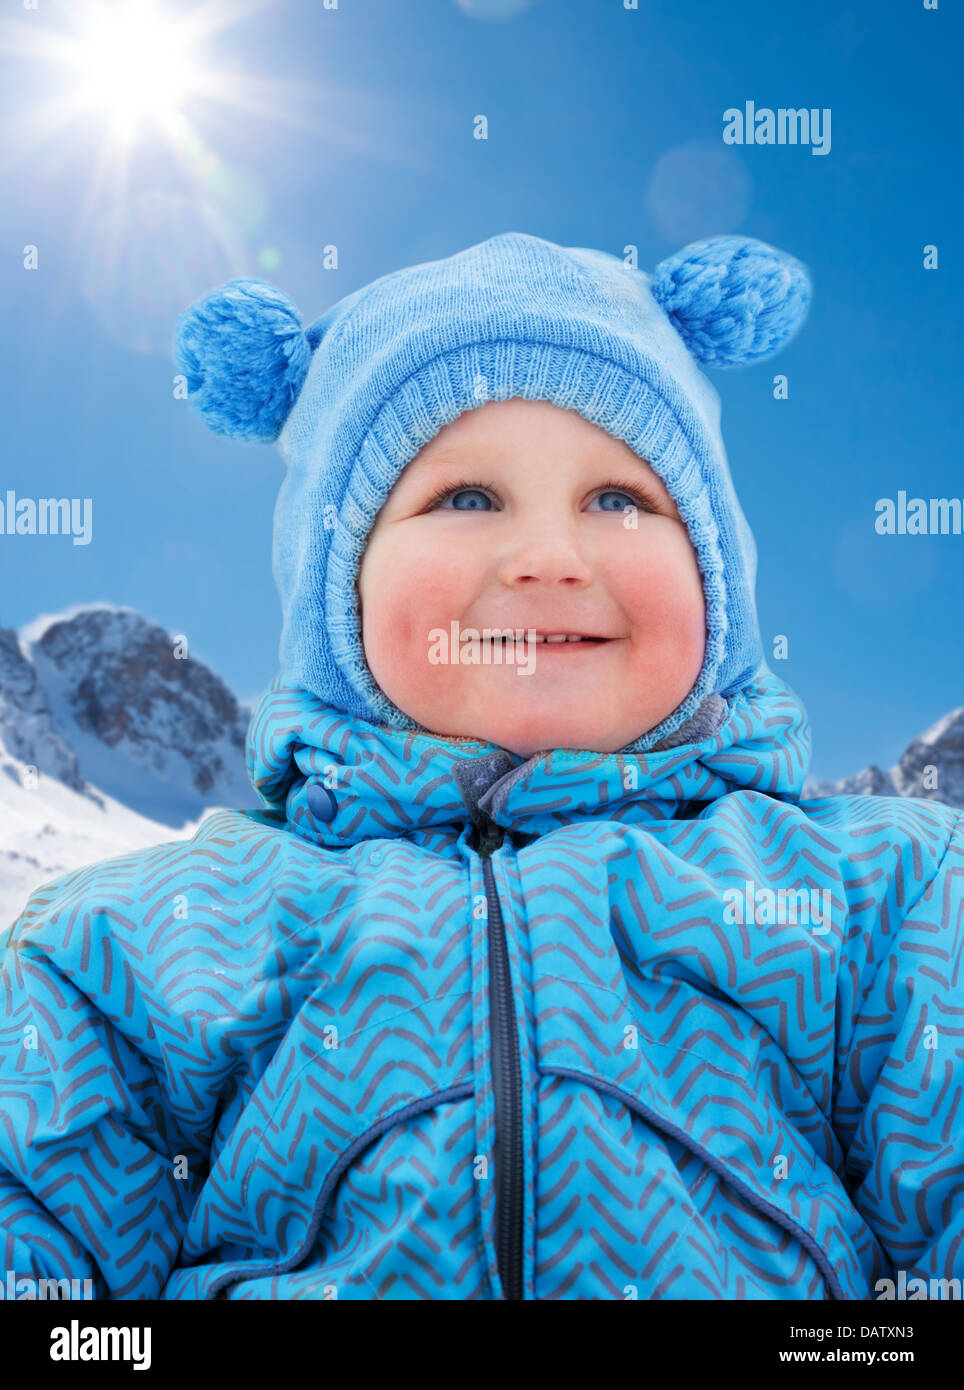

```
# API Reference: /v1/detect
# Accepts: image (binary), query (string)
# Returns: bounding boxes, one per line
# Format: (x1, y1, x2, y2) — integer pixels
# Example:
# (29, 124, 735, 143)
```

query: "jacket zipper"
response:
(477, 811, 524, 1302)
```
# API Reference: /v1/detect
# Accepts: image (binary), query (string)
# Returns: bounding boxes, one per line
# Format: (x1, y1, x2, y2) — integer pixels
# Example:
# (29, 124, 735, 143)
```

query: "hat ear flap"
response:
(651, 235, 812, 369)
(174, 279, 312, 443)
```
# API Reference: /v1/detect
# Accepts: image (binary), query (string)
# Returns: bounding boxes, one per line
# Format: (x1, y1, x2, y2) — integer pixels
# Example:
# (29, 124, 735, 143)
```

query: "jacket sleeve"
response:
(833, 803, 964, 1287)
(0, 854, 217, 1300)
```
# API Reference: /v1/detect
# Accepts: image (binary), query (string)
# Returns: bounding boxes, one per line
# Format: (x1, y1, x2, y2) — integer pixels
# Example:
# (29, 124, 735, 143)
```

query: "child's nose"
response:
(497, 526, 595, 586)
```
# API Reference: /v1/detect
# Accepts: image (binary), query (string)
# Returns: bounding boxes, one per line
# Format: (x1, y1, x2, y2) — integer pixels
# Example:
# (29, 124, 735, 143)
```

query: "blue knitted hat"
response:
(174, 231, 811, 751)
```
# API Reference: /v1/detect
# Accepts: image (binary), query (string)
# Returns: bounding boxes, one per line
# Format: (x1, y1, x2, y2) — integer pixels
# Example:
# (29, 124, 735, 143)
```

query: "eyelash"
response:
(425, 477, 659, 511)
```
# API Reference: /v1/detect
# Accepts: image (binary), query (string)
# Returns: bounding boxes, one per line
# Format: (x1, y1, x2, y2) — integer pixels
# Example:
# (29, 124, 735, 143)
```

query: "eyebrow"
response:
(418, 451, 465, 469)
(416, 447, 503, 471)
(418, 447, 659, 475)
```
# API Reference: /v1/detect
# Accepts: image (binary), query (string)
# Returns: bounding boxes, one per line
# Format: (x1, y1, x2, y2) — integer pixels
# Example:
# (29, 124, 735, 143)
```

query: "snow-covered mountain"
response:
(20, 605, 254, 821)
(1, 604, 257, 924)
(806, 707, 964, 807)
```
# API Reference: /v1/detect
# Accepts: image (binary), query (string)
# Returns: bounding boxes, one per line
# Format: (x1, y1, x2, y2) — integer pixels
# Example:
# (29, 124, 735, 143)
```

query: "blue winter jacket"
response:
(1, 666, 962, 1300)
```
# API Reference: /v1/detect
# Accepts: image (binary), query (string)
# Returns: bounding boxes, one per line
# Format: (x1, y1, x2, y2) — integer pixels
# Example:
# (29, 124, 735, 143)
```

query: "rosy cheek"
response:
(617, 533, 705, 660)
(377, 614, 416, 666)
(409, 567, 461, 619)
(367, 555, 467, 675)
(623, 537, 694, 612)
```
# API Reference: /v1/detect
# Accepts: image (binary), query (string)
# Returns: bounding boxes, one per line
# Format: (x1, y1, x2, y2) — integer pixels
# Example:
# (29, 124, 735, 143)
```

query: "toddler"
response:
(1, 232, 962, 1301)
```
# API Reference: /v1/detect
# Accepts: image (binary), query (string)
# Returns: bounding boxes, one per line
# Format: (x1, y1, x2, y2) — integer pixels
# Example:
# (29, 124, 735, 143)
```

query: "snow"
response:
(0, 746, 216, 925)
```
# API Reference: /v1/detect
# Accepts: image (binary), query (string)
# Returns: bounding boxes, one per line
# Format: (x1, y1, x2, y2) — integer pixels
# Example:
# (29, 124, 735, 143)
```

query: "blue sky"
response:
(1, 0, 960, 780)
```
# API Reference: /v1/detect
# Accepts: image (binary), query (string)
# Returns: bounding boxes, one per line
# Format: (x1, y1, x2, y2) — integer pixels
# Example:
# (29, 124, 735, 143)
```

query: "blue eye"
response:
(446, 487, 493, 510)
(427, 479, 496, 510)
(591, 489, 642, 512)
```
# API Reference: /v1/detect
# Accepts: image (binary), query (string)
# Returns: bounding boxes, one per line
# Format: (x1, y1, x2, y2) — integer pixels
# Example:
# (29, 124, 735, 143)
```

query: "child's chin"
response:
(478, 714, 621, 758)
(421, 687, 660, 756)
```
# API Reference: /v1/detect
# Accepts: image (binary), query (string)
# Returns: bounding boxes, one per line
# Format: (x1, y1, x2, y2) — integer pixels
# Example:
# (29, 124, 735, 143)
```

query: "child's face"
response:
(356, 398, 706, 756)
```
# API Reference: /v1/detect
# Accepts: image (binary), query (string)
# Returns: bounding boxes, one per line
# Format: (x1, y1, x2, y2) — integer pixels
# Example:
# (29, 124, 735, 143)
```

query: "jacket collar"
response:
(245, 666, 810, 849)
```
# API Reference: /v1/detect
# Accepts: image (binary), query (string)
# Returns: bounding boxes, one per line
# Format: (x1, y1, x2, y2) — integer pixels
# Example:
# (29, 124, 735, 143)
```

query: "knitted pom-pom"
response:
(173, 279, 312, 442)
(650, 236, 811, 369)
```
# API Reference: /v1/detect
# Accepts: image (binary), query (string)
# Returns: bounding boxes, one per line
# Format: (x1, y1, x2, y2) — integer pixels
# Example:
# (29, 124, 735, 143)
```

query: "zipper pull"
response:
(476, 811, 505, 859)
(450, 754, 514, 858)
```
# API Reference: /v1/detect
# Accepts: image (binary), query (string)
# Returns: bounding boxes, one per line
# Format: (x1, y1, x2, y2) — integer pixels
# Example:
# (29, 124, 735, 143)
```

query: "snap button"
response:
(306, 782, 337, 823)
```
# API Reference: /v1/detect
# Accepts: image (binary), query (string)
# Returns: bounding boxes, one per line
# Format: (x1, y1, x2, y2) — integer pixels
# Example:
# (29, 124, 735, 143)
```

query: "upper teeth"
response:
(489, 634, 587, 643)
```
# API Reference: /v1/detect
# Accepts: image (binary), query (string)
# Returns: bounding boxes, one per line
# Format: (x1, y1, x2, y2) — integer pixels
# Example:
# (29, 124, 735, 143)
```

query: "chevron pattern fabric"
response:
(1, 667, 962, 1300)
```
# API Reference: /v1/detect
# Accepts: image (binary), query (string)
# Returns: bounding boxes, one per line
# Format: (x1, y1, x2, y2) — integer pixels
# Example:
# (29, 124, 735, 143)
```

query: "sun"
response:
(68, 1, 207, 139)
(0, 0, 278, 155)
(46, 0, 220, 145)
(1, 0, 417, 176)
